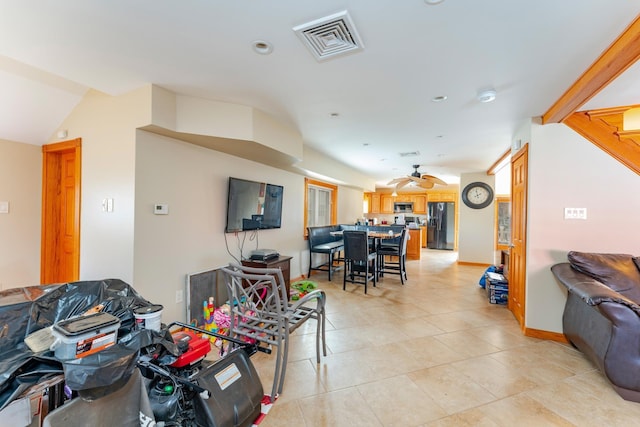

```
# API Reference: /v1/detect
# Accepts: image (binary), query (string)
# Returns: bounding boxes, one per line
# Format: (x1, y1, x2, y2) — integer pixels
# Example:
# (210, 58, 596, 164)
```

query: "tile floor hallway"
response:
(249, 249, 640, 426)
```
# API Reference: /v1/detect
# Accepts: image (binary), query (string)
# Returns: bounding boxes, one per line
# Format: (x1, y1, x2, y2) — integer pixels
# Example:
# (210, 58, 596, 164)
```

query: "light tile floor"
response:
(250, 249, 640, 426)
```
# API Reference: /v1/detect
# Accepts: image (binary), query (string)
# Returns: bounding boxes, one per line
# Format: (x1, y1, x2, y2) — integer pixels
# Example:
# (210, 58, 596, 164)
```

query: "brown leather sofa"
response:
(551, 251, 640, 402)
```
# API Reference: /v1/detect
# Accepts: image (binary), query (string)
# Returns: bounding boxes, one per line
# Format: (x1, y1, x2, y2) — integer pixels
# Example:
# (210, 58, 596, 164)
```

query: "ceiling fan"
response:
(387, 164, 447, 189)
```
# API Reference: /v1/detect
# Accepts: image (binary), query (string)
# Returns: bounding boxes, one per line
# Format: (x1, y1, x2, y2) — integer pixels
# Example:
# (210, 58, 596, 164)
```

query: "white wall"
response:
(526, 121, 640, 333)
(0, 139, 41, 288)
(133, 131, 364, 322)
(457, 172, 496, 264)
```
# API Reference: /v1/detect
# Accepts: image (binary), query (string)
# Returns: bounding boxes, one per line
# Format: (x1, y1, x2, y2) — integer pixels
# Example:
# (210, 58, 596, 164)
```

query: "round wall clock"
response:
(461, 182, 494, 209)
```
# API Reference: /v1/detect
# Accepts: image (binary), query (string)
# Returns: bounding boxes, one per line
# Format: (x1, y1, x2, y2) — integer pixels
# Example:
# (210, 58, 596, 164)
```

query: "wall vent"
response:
(293, 10, 364, 61)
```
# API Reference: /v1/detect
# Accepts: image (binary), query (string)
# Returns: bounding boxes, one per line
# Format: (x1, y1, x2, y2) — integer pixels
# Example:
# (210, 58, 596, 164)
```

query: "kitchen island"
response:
(407, 228, 422, 260)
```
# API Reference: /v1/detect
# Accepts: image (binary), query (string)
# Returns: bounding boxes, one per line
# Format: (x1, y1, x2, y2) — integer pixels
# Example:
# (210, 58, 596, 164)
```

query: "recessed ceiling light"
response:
(424, 0, 445, 5)
(330, 112, 339, 117)
(477, 88, 497, 103)
(252, 40, 273, 55)
(431, 95, 447, 102)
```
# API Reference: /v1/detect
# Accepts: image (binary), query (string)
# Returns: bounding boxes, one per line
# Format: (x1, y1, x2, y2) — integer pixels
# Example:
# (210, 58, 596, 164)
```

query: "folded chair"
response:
(343, 230, 377, 294)
(220, 263, 326, 402)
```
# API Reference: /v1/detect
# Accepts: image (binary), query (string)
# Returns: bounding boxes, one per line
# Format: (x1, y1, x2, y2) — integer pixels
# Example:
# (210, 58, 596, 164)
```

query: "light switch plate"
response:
(0, 201, 9, 214)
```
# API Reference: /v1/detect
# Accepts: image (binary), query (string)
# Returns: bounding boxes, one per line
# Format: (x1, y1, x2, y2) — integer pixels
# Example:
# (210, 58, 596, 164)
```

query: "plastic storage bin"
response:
(51, 312, 120, 360)
(485, 272, 508, 305)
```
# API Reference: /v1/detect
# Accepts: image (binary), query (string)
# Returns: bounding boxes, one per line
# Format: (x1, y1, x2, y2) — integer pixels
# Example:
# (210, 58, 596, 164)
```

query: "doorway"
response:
(509, 144, 528, 329)
(41, 139, 81, 284)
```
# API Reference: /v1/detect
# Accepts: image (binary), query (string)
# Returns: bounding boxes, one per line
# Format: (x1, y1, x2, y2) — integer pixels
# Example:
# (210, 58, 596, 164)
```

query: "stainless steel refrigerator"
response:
(427, 202, 454, 250)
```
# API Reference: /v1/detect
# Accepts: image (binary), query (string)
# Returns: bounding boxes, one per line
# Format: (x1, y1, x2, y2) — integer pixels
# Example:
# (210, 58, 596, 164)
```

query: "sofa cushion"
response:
(568, 251, 640, 302)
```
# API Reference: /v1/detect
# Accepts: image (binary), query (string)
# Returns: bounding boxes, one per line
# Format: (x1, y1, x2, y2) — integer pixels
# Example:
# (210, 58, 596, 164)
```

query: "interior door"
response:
(41, 139, 81, 284)
(509, 144, 528, 329)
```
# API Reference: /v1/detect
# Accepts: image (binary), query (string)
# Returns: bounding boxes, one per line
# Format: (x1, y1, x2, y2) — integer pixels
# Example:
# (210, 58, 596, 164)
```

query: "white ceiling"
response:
(1, 1, 639, 187)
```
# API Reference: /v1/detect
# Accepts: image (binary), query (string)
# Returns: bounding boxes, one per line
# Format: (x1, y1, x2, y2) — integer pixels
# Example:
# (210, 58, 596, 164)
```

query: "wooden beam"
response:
(542, 14, 640, 124)
(564, 111, 640, 176)
(486, 148, 511, 175)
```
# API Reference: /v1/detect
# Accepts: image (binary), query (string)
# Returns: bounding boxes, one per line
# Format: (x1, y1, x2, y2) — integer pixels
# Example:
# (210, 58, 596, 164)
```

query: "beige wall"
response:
(53, 87, 153, 283)
(0, 139, 41, 288)
(457, 172, 496, 264)
(526, 120, 640, 333)
(133, 131, 363, 322)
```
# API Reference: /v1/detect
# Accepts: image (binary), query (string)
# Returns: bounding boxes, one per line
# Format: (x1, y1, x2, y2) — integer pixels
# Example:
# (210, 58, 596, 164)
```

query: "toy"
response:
(202, 297, 219, 342)
(290, 280, 318, 300)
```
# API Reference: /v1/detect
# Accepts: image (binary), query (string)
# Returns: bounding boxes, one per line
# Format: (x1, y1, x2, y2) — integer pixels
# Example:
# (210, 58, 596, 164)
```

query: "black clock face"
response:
(462, 182, 494, 209)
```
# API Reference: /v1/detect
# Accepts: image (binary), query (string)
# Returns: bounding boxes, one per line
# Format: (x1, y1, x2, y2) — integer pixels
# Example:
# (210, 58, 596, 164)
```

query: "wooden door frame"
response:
(508, 144, 528, 330)
(41, 139, 82, 283)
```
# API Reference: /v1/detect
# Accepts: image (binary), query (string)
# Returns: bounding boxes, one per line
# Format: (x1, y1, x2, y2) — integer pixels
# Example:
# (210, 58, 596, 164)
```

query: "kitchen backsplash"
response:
(364, 213, 427, 225)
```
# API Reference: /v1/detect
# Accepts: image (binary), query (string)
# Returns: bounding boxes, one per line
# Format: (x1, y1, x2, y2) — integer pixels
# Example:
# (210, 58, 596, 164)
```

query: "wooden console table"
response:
(241, 255, 292, 300)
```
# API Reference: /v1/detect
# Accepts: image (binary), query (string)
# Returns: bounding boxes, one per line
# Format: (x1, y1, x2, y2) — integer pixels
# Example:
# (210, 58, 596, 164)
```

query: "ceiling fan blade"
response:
(387, 177, 407, 185)
(421, 174, 447, 186)
(395, 181, 411, 189)
(407, 176, 424, 183)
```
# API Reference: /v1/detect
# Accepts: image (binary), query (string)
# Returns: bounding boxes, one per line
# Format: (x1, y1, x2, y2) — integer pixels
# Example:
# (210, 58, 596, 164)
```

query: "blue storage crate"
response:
(485, 273, 508, 305)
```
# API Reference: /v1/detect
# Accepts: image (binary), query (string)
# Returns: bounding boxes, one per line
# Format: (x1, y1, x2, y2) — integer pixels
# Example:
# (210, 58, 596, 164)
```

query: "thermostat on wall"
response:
(154, 204, 169, 215)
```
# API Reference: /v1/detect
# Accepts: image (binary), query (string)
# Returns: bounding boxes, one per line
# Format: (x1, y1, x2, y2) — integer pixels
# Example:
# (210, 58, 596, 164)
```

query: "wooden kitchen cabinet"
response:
(370, 193, 380, 214)
(380, 194, 394, 213)
(427, 192, 456, 202)
(412, 195, 427, 213)
(407, 228, 422, 260)
(364, 192, 381, 214)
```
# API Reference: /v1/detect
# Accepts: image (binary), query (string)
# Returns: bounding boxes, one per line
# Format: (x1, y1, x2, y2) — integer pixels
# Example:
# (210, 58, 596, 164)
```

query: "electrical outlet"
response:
(175, 289, 183, 303)
(564, 207, 587, 220)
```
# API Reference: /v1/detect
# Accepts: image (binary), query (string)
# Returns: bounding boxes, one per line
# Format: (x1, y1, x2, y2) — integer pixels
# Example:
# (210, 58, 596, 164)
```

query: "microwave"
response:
(393, 202, 413, 213)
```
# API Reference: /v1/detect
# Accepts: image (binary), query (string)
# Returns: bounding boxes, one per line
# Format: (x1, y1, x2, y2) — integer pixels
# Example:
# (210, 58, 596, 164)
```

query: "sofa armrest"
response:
(551, 263, 640, 315)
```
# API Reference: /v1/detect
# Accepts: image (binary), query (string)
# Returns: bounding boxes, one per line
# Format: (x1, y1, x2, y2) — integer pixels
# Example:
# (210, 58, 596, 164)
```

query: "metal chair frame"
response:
(220, 263, 326, 401)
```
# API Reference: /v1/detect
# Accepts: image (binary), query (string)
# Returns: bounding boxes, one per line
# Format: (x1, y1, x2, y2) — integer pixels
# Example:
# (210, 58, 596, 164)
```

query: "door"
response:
(41, 139, 81, 284)
(509, 144, 528, 329)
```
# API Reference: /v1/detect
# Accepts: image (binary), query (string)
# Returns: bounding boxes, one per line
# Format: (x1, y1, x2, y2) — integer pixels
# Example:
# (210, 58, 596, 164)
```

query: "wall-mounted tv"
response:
(225, 177, 284, 233)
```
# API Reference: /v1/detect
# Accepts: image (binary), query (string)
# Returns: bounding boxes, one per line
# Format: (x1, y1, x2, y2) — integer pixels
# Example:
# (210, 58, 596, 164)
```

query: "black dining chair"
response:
(377, 228, 408, 284)
(343, 230, 377, 294)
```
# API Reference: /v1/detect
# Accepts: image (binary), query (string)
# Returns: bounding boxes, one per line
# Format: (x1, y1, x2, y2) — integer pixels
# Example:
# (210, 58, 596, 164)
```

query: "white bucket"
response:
(133, 304, 163, 331)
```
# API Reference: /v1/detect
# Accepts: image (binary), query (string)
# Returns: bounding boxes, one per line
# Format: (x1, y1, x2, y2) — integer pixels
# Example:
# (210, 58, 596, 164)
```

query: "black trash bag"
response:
(29, 279, 154, 337)
(0, 356, 63, 410)
(62, 327, 180, 394)
(0, 279, 156, 409)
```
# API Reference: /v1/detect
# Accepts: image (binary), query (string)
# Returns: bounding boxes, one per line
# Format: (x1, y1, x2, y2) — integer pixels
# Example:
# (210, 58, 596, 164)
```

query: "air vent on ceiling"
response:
(293, 10, 364, 61)
(399, 151, 420, 157)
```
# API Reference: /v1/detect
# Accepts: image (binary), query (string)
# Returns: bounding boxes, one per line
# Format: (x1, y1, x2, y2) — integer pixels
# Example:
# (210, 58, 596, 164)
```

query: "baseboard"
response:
(523, 327, 569, 344)
(457, 261, 492, 267)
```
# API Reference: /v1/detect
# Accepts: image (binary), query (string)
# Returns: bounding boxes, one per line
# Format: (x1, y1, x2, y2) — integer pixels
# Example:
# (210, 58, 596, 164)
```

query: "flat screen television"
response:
(225, 177, 284, 233)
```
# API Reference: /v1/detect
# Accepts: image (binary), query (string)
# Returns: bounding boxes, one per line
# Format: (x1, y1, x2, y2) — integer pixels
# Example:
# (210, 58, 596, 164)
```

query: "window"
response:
(304, 178, 337, 235)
